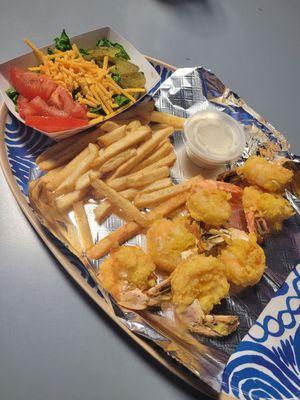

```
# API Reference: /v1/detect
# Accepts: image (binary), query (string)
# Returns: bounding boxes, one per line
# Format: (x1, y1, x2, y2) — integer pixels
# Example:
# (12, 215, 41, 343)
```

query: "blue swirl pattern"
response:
(4, 112, 53, 195)
(222, 266, 300, 400)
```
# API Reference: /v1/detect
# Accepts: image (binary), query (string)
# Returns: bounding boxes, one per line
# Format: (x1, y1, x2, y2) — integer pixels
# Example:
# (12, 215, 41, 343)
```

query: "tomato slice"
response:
(48, 86, 88, 119)
(11, 67, 88, 126)
(17, 95, 38, 119)
(25, 116, 88, 133)
(10, 68, 57, 100)
(29, 96, 69, 118)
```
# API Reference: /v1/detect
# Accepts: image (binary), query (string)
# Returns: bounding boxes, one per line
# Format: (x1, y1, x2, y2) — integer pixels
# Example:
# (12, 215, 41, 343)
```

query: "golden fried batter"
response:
(98, 245, 156, 300)
(243, 186, 294, 231)
(187, 188, 232, 226)
(146, 218, 197, 273)
(219, 233, 266, 288)
(171, 254, 229, 314)
(237, 156, 293, 193)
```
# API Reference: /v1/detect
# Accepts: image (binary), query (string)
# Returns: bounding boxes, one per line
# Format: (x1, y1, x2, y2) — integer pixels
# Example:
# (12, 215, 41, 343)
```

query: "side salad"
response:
(6, 30, 146, 133)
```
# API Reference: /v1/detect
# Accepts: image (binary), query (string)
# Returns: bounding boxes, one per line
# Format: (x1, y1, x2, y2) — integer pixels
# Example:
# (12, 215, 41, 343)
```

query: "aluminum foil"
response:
(152, 66, 300, 366)
(29, 67, 300, 398)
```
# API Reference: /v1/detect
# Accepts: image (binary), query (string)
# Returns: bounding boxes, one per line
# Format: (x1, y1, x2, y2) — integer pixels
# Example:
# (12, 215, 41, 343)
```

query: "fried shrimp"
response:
(237, 156, 293, 193)
(146, 218, 197, 273)
(171, 254, 229, 314)
(243, 186, 294, 232)
(219, 233, 266, 289)
(187, 188, 232, 226)
(98, 245, 156, 301)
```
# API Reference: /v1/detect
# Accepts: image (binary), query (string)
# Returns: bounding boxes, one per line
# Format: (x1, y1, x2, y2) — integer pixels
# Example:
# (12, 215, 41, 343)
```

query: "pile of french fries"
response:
(29, 101, 195, 262)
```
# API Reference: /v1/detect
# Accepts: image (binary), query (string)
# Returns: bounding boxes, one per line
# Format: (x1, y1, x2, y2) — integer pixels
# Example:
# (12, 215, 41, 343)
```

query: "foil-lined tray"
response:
(27, 67, 300, 397)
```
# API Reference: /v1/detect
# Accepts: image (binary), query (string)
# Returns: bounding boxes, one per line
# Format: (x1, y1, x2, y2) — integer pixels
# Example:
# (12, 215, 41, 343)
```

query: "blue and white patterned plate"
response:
(222, 265, 300, 400)
(1, 58, 300, 400)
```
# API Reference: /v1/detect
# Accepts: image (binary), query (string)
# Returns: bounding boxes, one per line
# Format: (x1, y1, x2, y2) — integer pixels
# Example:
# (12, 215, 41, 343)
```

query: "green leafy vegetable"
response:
(72, 87, 81, 99)
(89, 106, 104, 115)
(6, 86, 19, 104)
(54, 29, 72, 52)
(114, 94, 130, 107)
(47, 47, 54, 55)
(113, 43, 130, 60)
(79, 48, 89, 56)
(96, 38, 130, 60)
(96, 38, 112, 48)
(112, 73, 121, 84)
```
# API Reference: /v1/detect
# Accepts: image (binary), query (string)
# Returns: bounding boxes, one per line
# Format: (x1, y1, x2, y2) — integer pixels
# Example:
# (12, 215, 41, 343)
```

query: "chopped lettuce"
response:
(112, 72, 121, 84)
(79, 48, 89, 57)
(72, 87, 81, 99)
(88, 106, 104, 115)
(96, 38, 112, 48)
(113, 43, 130, 60)
(6, 86, 19, 104)
(114, 94, 130, 107)
(54, 29, 72, 52)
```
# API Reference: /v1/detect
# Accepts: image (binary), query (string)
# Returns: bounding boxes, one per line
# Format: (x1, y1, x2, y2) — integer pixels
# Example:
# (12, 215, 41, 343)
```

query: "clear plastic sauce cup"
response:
(183, 110, 246, 169)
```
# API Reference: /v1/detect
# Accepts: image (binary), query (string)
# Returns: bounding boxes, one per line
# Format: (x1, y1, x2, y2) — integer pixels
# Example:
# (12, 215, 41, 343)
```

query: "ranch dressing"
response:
(184, 110, 246, 168)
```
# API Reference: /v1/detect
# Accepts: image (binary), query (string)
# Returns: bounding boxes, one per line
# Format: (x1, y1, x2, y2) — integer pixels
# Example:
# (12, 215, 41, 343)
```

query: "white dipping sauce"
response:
(184, 110, 246, 168)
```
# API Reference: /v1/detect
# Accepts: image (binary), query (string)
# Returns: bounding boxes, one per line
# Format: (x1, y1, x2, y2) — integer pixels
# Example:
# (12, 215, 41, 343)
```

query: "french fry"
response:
(55, 189, 88, 212)
(150, 123, 170, 132)
(98, 125, 151, 165)
(134, 183, 190, 208)
(90, 148, 105, 168)
(100, 121, 121, 132)
(93, 188, 138, 223)
(41, 165, 65, 185)
(158, 138, 171, 148)
(98, 125, 126, 147)
(75, 169, 101, 191)
(126, 120, 141, 132)
(100, 149, 137, 174)
(137, 152, 176, 173)
(46, 146, 92, 190)
(108, 166, 170, 191)
(127, 166, 170, 188)
(93, 201, 113, 224)
(111, 152, 175, 185)
(90, 157, 100, 169)
(90, 177, 149, 227)
(130, 141, 173, 173)
(87, 191, 190, 259)
(118, 188, 138, 201)
(104, 176, 128, 192)
(109, 127, 174, 179)
(73, 201, 94, 251)
(138, 178, 173, 194)
(37, 128, 102, 171)
(56, 143, 98, 193)
(29, 181, 85, 255)
(148, 111, 186, 130)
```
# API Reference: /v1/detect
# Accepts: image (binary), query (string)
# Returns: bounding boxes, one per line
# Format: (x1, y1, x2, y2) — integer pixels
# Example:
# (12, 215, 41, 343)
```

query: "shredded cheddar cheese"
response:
(23, 38, 144, 121)
(103, 55, 109, 71)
